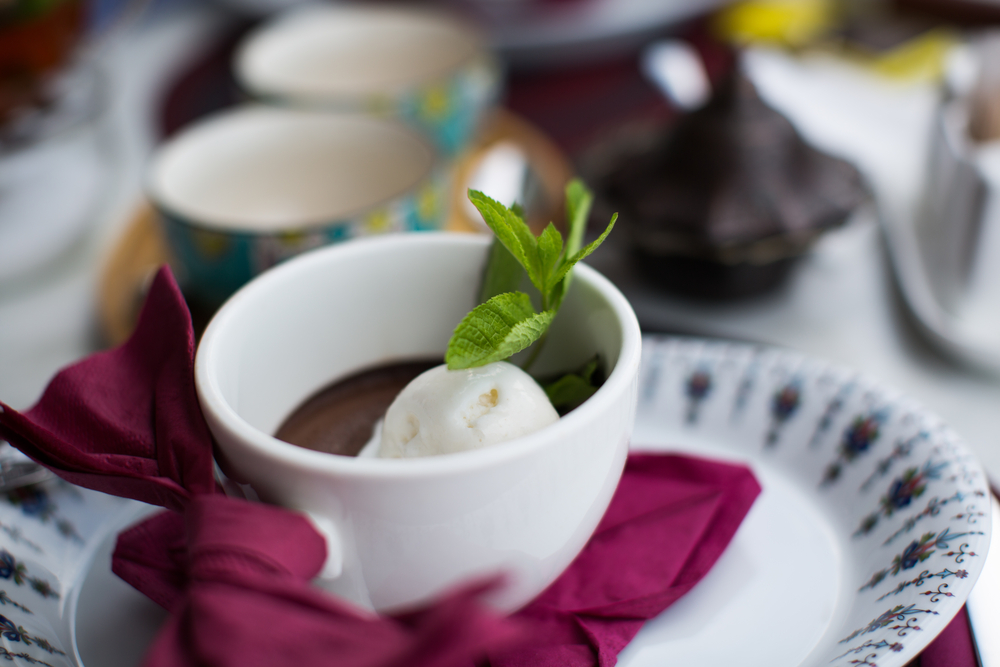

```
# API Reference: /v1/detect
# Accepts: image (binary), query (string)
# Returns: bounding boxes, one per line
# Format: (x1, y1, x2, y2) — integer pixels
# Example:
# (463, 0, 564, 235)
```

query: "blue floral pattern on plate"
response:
(0, 473, 134, 667)
(628, 336, 991, 667)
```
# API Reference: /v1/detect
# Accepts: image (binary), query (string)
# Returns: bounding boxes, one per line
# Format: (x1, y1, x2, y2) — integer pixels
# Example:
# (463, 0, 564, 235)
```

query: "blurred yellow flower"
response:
(714, 0, 837, 47)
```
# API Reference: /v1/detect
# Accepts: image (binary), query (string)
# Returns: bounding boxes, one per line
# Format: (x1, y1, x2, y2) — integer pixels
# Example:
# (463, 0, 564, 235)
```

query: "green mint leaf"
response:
(544, 375, 598, 412)
(564, 179, 593, 257)
(548, 179, 596, 309)
(446, 292, 556, 370)
(550, 212, 617, 310)
(543, 356, 602, 413)
(468, 190, 531, 268)
(560, 212, 617, 276)
(578, 356, 600, 383)
(508, 223, 544, 293)
(537, 223, 563, 295)
(479, 236, 526, 303)
(468, 190, 544, 292)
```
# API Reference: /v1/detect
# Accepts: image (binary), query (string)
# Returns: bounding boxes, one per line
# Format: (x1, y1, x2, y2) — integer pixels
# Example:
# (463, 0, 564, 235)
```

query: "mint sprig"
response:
(445, 179, 616, 371)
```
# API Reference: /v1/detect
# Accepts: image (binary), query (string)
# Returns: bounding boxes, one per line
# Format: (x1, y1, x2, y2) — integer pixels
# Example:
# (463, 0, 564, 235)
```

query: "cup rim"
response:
(234, 4, 491, 103)
(195, 232, 642, 479)
(146, 105, 437, 234)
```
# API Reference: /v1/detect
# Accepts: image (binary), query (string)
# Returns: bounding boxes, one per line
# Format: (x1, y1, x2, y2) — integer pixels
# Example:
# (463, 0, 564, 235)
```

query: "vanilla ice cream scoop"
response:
(378, 361, 559, 458)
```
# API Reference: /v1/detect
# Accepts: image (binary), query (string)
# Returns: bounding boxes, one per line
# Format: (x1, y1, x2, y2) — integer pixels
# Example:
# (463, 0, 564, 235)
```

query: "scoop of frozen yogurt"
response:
(378, 361, 558, 458)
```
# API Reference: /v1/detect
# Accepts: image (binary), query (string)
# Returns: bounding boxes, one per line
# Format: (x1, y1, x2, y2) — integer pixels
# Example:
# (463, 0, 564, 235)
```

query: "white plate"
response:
(621, 336, 991, 667)
(0, 335, 990, 667)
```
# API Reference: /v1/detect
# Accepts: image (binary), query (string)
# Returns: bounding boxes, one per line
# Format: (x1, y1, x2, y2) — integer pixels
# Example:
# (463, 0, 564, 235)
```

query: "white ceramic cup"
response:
(146, 105, 448, 306)
(194, 233, 641, 613)
(234, 4, 501, 156)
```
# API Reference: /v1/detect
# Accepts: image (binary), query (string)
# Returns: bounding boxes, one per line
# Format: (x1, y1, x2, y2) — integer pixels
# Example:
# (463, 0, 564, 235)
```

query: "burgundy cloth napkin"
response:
(497, 453, 760, 667)
(918, 607, 978, 667)
(117, 497, 518, 667)
(0, 267, 215, 511)
(0, 267, 761, 667)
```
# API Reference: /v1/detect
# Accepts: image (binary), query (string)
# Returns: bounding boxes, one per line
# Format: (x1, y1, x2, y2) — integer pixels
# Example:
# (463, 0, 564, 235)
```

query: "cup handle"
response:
(215, 462, 345, 578)
(304, 512, 344, 579)
(303, 512, 376, 611)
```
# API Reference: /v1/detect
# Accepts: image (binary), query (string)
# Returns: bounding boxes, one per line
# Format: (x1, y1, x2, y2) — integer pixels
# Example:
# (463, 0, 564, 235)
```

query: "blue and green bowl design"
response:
(245, 52, 502, 158)
(156, 166, 452, 308)
(381, 53, 501, 158)
(245, 53, 501, 159)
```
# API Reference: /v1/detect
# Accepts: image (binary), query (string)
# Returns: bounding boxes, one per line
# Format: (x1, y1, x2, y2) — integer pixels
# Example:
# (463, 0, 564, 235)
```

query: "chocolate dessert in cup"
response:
(195, 232, 641, 613)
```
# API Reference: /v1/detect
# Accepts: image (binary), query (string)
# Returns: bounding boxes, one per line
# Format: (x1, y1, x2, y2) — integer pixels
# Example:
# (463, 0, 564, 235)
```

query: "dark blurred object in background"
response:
(0, 0, 142, 149)
(603, 66, 867, 300)
(0, 0, 85, 130)
(894, 0, 1000, 25)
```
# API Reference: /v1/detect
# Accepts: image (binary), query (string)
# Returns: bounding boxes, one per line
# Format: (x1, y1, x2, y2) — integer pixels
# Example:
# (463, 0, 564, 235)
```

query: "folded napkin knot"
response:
(110, 495, 329, 613)
(0, 268, 217, 512)
(184, 495, 327, 583)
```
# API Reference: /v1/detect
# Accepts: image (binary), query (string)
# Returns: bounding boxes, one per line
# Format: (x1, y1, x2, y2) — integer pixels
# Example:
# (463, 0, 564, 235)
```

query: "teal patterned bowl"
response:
(147, 105, 449, 307)
(234, 5, 501, 158)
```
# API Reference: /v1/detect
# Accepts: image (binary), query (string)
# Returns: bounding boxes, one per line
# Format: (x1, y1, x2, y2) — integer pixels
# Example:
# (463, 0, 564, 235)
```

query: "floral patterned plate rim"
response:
(0, 334, 991, 667)
(0, 453, 141, 667)
(618, 335, 991, 667)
